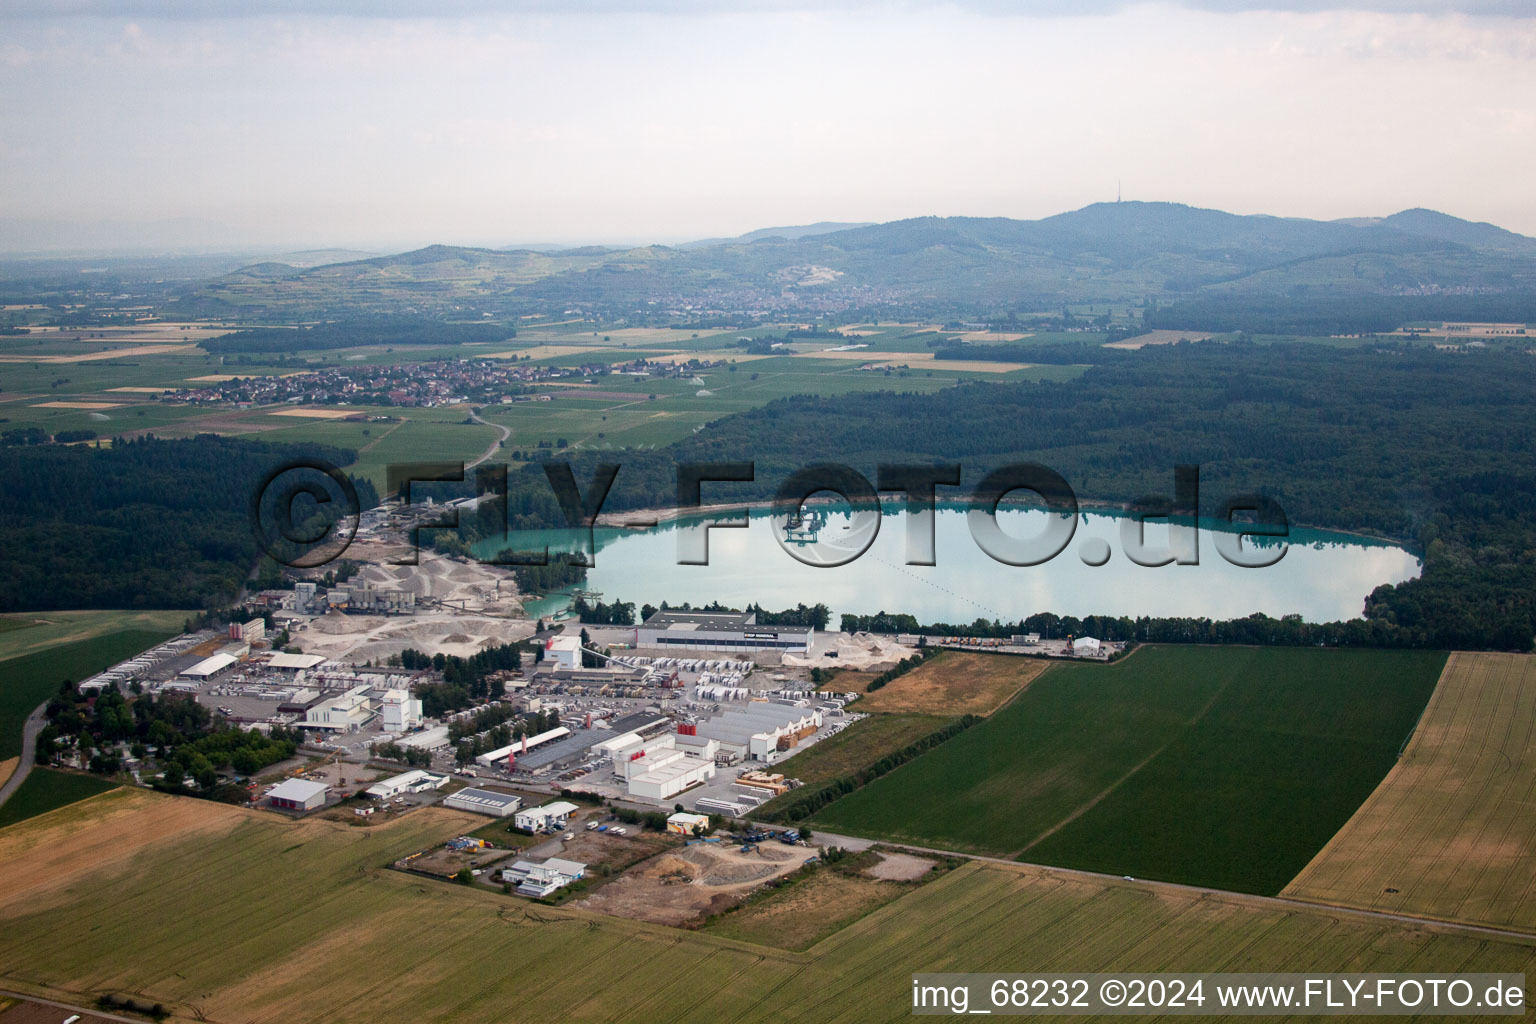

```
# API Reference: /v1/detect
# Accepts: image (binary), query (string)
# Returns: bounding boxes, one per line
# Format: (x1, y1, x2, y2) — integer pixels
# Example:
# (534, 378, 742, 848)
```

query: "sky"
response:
(1, 1, 1533, 252)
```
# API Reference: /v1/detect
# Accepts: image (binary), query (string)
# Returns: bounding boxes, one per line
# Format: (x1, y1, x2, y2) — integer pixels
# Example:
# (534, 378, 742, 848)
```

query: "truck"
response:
(778, 829, 800, 844)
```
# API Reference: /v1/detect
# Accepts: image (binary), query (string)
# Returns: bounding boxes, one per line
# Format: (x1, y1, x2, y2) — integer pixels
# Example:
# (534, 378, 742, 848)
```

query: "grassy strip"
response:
(751, 715, 981, 823)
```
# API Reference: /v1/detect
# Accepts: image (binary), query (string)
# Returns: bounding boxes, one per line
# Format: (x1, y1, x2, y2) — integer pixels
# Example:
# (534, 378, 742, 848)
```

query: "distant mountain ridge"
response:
(185, 202, 1536, 319)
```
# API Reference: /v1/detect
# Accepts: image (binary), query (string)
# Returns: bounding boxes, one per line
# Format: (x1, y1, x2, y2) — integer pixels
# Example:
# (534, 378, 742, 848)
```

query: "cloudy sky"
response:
(1, 1, 1533, 251)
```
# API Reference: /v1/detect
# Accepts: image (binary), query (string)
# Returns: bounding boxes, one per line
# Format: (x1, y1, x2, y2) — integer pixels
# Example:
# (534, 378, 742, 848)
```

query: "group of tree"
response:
(395, 640, 533, 713)
(863, 646, 940, 692)
(571, 596, 635, 625)
(40, 683, 298, 791)
(0, 434, 376, 612)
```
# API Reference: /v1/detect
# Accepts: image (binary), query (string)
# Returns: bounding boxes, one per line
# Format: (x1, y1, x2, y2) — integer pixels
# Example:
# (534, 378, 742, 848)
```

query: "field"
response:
(761, 713, 954, 786)
(847, 651, 1048, 715)
(1, 788, 1533, 1024)
(1284, 652, 1536, 931)
(0, 626, 181, 760)
(0, 769, 116, 830)
(0, 610, 186, 662)
(812, 646, 1447, 895)
(701, 853, 920, 951)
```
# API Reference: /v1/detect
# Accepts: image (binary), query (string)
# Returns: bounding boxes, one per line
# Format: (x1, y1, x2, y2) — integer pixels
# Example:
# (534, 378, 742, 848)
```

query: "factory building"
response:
(381, 689, 423, 732)
(230, 618, 266, 643)
(443, 788, 522, 817)
(267, 652, 327, 673)
(694, 702, 823, 762)
(180, 651, 239, 681)
(513, 801, 579, 833)
(265, 778, 329, 811)
(394, 724, 450, 751)
(545, 634, 582, 671)
(293, 581, 318, 614)
(634, 610, 813, 654)
(365, 769, 449, 800)
(615, 736, 718, 801)
(302, 685, 376, 733)
(475, 726, 572, 767)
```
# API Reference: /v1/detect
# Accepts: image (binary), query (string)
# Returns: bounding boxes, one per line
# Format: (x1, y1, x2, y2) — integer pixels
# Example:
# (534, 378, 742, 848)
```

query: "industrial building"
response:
(608, 730, 718, 800)
(266, 778, 329, 811)
(694, 702, 822, 762)
(180, 651, 239, 681)
(501, 857, 585, 897)
(544, 634, 582, 671)
(1073, 636, 1101, 654)
(302, 686, 376, 733)
(230, 618, 266, 643)
(475, 726, 572, 768)
(667, 811, 710, 835)
(513, 801, 579, 833)
(325, 581, 416, 615)
(365, 769, 448, 800)
(442, 788, 522, 817)
(381, 689, 423, 732)
(633, 610, 813, 654)
(267, 652, 327, 673)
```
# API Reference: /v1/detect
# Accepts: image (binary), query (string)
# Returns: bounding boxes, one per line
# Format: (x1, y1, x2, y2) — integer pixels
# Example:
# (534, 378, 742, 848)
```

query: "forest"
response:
(0, 435, 377, 612)
(450, 341, 1536, 650)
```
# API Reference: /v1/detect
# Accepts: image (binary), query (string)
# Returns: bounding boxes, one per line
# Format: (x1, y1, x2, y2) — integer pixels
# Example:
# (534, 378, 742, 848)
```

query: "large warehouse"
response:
(633, 610, 813, 654)
(443, 788, 522, 817)
(265, 778, 328, 812)
(694, 702, 822, 762)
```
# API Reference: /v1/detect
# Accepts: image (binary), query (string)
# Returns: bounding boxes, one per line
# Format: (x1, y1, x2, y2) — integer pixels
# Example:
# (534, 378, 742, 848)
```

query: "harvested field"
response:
(1104, 329, 1214, 349)
(703, 866, 908, 950)
(267, 407, 360, 419)
(850, 651, 1048, 715)
(484, 344, 609, 360)
(576, 841, 815, 927)
(1284, 652, 1536, 931)
(29, 401, 122, 409)
(1, 794, 1534, 1023)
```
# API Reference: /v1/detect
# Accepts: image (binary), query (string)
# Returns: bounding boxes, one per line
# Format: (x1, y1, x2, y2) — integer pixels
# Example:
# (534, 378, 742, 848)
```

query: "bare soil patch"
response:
(852, 651, 1049, 716)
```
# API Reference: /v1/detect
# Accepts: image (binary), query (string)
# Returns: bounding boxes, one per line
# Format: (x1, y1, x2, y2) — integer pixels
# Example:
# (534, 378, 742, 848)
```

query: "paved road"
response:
(0, 701, 48, 808)
(810, 830, 1536, 945)
(466, 409, 511, 470)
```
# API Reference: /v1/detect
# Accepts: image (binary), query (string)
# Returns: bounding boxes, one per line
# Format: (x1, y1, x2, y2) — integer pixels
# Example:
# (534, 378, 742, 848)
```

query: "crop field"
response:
(812, 646, 1447, 895)
(0, 610, 185, 663)
(1, 788, 1533, 1024)
(0, 626, 181, 760)
(849, 651, 1048, 716)
(0, 769, 116, 830)
(1284, 652, 1536, 931)
(762, 713, 955, 787)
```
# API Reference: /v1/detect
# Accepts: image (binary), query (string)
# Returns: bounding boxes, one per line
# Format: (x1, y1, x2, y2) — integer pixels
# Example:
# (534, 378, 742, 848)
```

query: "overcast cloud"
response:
(0, 2, 1532, 251)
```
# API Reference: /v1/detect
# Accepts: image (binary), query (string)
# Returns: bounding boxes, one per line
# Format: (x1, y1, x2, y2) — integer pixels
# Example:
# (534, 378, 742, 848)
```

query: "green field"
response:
(0, 790, 1531, 1024)
(0, 768, 116, 829)
(763, 713, 955, 788)
(812, 646, 1448, 895)
(0, 626, 179, 759)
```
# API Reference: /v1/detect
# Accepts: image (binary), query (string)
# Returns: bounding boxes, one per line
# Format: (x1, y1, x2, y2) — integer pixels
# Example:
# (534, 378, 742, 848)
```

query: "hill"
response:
(176, 202, 1536, 320)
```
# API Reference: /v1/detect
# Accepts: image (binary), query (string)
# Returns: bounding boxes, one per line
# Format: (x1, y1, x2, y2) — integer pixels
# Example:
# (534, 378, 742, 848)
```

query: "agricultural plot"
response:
(849, 651, 1048, 716)
(0, 769, 116, 830)
(0, 626, 180, 760)
(0, 789, 1533, 1024)
(765, 714, 956, 792)
(1284, 652, 1536, 931)
(813, 646, 1447, 895)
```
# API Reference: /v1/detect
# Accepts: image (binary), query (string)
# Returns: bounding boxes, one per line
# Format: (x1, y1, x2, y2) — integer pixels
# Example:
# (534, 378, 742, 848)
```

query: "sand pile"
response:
(782, 631, 907, 671)
(309, 612, 385, 635)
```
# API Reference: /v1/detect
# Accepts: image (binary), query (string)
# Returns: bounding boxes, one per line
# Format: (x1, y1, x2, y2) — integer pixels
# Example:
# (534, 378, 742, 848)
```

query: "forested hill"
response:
(181, 202, 1536, 319)
(463, 342, 1536, 649)
(0, 435, 378, 612)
